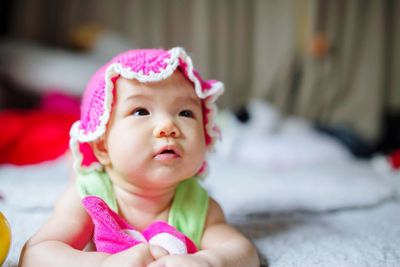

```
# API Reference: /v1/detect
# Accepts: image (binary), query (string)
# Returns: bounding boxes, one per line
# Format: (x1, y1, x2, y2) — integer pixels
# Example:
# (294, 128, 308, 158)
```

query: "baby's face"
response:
(102, 71, 206, 188)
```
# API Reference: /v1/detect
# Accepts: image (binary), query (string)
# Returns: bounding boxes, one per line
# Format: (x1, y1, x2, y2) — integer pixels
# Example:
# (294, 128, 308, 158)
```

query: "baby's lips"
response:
(154, 144, 182, 158)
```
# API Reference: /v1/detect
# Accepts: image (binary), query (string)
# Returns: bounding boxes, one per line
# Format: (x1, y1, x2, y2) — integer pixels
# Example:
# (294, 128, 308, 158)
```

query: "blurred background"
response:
(0, 0, 399, 165)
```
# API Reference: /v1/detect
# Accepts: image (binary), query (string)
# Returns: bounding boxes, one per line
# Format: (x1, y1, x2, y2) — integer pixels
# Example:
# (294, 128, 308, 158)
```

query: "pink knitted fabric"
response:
(82, 196, 198, 254)
(69, 47, 224, 173)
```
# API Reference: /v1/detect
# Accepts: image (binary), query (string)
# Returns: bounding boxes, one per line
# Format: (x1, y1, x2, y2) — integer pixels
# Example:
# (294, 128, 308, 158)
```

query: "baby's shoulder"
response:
(52, 182, 91, 222)
(204, 197, 226, 227)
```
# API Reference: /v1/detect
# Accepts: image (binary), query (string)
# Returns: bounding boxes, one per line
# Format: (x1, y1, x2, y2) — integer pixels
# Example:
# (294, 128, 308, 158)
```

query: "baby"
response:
(19, 47, 259, 267)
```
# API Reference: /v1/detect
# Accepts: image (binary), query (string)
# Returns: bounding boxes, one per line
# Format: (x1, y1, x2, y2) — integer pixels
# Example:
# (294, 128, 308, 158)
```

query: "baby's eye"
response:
(132, 108, 150, 116)
(179, 110, 194, 118)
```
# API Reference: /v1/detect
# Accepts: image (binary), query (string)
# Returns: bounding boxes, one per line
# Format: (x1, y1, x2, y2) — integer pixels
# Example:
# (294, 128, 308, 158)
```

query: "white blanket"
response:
(204, 155, 400, 266)
(1, 154, 399, 267)
(0, 158, 69, 266)
(204, 155, 395, 215)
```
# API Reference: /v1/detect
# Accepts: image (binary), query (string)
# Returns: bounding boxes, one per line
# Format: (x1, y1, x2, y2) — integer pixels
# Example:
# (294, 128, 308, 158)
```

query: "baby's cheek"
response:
(108, 134, 142, 164)
(185, 145, 206, 174)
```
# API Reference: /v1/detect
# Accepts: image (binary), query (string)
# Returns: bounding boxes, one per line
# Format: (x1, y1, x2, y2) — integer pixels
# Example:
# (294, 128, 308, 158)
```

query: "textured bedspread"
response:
(1, 154, 399, 267)
(205, 154, 400, 267)
(233, 201, 400, 266)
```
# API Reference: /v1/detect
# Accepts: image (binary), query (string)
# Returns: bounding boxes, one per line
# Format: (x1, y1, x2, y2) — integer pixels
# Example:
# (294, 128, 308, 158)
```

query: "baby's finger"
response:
(147, 259, 165, 267)
(149, 245, 169, 259)
(124, 243, 156, 266)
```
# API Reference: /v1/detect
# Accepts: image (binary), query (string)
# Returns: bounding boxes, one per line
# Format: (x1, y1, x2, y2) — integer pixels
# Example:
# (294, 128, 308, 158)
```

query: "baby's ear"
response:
(91, 137, 111, 165)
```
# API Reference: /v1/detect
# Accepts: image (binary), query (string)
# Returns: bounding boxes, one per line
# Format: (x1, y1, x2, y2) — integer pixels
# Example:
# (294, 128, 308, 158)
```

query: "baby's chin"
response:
(142, 169, 197, 185)
(157, 170, 196, 181)
(109, 162, 201, 187)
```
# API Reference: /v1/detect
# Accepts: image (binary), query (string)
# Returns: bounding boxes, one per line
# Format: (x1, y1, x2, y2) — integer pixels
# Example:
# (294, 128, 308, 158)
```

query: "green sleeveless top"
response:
(77, 171, 209, 248)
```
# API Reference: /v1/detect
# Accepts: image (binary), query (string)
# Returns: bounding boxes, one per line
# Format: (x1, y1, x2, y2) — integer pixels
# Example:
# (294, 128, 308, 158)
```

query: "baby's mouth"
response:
(154, 146, 181, 161)
(160, 149, 176, 155)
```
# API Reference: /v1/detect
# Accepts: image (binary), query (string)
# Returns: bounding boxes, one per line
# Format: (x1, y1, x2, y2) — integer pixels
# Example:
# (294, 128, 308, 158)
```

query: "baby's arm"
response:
(196, 199, 260, 267)
(149, 198, 260, 267)
(18, 183, 165, 267)
(19, 183, 107, 266)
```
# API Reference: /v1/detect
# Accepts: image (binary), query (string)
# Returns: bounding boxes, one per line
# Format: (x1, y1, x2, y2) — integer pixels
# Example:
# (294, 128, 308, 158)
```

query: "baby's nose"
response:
(154, 119, 180, 138)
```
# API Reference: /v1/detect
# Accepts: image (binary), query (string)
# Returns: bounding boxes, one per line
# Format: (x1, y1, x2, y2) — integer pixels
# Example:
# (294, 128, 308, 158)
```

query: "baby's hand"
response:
(147, 254, 212, 267)
(101, 243, 169, 267)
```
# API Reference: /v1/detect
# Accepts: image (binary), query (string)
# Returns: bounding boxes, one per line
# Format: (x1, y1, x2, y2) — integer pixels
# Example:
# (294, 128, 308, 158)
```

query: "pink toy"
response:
(82, 196, 198, 254)
(70, 47, 224, 175)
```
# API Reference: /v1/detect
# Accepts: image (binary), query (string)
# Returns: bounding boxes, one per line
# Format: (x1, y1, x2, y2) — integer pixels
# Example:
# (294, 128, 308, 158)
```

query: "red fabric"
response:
(0, 91, 80, 165)
(0, 110, 78, 165)
(389, 149, 400, 169)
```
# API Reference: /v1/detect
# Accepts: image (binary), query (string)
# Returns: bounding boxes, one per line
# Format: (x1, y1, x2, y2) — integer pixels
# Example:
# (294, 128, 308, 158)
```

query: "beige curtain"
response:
(8, 0, 296, 109)
(7, 0, 400, 142)
(294, 0, 387, 142)
(387, 0, 400, 112)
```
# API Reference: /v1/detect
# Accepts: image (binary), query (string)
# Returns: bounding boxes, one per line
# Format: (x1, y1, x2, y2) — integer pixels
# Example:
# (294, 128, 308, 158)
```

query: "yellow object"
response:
(0, 212, 11, 266)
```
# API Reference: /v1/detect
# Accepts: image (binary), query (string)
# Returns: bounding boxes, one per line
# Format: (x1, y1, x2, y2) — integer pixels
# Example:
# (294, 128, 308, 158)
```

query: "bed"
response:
(1, 108, 400, 267)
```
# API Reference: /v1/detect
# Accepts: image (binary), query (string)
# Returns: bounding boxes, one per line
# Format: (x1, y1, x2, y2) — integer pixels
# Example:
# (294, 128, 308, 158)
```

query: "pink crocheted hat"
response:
(70, 47, 224, 173)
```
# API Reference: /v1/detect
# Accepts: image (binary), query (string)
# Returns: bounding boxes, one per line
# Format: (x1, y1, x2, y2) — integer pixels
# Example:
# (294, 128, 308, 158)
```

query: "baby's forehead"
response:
(115, 71, 199, 101)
